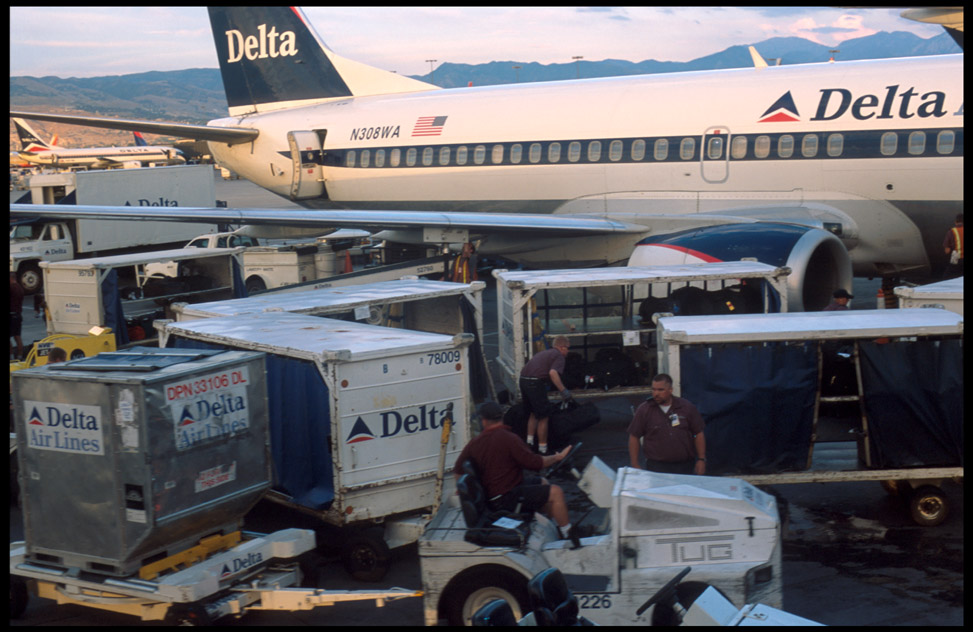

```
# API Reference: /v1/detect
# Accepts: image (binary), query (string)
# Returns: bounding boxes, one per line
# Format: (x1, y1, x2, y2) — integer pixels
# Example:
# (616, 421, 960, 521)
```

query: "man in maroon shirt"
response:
(628, 374, 706, 475)
(519, 336, 572, 455)
(455, 402, 579, 545)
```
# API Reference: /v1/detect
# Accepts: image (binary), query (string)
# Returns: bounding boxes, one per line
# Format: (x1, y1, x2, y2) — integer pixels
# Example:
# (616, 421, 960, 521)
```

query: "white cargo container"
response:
(42, 248, 245, 339)
(894, 276, 963, 315)
(494, 262, 790, 400)
(157, 312, 473, 580)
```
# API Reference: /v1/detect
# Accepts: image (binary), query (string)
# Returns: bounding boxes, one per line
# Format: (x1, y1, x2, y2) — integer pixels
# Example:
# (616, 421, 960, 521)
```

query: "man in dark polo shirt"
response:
(455, 402, 580, 545)
(519, 336, 572, 455)
(628, 373, 706, 475)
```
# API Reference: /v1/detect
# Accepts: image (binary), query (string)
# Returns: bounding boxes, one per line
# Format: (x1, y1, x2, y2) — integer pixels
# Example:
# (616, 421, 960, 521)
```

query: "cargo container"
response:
(655, 308, 963, 525)
(157, 312, 473, 580)
(11, 347, 270, 577)
(894, 276, 963, 315)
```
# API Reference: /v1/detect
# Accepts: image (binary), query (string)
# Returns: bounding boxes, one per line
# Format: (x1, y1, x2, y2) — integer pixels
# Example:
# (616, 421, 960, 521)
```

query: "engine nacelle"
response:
(628, 223, 852, 312)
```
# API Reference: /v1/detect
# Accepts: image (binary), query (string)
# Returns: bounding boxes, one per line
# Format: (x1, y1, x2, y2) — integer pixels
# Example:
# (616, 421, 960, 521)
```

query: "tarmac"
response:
(10, 170, 963, 626)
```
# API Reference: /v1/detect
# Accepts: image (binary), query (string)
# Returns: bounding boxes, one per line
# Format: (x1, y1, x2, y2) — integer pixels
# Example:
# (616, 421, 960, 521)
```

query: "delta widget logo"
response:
(345, 417, 376, 444)
(28, 407, 44, 426)
(758, 91, 800, 123)
(178, 406, 195, 426)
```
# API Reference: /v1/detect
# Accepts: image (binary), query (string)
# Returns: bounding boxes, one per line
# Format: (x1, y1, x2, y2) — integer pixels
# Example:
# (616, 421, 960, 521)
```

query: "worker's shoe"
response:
(567, 523, 588, 549)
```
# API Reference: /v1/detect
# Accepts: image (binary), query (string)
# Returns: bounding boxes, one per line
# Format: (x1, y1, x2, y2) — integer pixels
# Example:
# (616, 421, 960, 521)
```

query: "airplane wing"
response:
(8, 204, 647, 237)
(9, 110, 258, 146)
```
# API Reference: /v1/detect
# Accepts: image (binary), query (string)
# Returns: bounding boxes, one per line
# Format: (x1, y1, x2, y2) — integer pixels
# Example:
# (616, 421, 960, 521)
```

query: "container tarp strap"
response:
(170, 337, 335, 508)
(460, 298, 488, 401)
(859, 338, 963, 468)
(232, 258, 247, 299)
(680, 341, 817, 474)
(100, 269, 130, 346)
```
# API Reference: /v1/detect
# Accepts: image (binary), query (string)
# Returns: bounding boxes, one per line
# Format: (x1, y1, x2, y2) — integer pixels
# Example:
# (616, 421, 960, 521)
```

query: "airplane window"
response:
(548, 142, 562, 163)
(754, 135, 770, 159)
(880, 132, 898, 156)
(456, 146, 468, 165)
(587, 140, 602, 162)
(936, 130, 955, 154)
(529, 143, 542, 163)
(510, 144, 523, 164)
(907, 131, 926, 155)
(360, 149, 371, 167)
(777, 135, 793, 158)
(439, 147, 451, 165)
(826, 134, 843, 157)
(345, 150, 356, 167)
(801, 134, 818, 158)
(731, 136, 747, 159)
(568, 141, 581, 162)
(474, 145, 486, 165)
(706, 136, 724, 160)
(390, 148, 401, 167)
(653, 139, 668, 161)
(375, 149, 386, 167)
(631, 139, 645, 161)
(679, 137, 695, 160)
(492, 144, 505, 164)
(422, 147, 434, 166)
(406, 147, 417, 167)
(609, 140, 623, 161)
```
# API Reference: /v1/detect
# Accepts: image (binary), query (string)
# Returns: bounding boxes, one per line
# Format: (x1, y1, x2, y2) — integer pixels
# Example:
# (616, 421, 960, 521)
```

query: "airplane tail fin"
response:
(207, 7, 438, 116)
(133, 131, 148, 146)
(12, 118, 52, 152)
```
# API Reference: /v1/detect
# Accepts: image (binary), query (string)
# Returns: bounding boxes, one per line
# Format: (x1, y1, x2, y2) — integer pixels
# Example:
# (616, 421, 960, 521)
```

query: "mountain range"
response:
(9, 30, 960, 149)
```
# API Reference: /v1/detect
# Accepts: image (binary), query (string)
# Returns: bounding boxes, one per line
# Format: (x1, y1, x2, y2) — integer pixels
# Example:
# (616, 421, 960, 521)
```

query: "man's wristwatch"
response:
(697, 457, 706, 461)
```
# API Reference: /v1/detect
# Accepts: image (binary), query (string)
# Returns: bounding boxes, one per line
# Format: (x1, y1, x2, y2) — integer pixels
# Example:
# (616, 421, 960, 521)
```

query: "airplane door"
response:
(701, 126, 729, 184)
(287, 130, 327, 200)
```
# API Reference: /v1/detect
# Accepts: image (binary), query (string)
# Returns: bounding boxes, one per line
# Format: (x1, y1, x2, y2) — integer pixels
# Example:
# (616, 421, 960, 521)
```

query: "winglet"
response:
(748, 46, 769, 69)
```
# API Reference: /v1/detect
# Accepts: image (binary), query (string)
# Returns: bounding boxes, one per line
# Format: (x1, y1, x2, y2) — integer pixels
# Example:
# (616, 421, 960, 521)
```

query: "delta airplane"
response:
(10, 7, 964, 310)
(11, 117, 186, 169)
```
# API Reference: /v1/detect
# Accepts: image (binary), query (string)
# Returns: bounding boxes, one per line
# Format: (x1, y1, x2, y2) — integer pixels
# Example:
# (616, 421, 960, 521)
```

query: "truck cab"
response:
(419, 458, 782, 626)
(10, 221, 75, 292)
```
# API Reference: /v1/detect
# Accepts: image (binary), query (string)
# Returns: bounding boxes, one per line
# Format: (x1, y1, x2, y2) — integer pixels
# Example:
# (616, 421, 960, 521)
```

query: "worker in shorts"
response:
(454, 402, 581, 547)
(519, 335, 572, 455)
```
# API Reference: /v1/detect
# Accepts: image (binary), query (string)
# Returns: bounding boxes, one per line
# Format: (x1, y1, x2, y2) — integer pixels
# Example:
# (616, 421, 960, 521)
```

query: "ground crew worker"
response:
(448, 242, 478, 283)
(628, 373, 706, 475)
(520, 336, 571, 455)
(822, 288, 853, 311)
(943, 214, 963, 279)
(454, 402, 581, 547)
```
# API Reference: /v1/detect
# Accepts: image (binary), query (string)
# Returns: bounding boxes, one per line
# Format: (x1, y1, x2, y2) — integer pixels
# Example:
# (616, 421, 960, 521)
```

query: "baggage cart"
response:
(157, 313, 473, 580)
(494, 262, 790, 401)
(655, 308, 963, 526)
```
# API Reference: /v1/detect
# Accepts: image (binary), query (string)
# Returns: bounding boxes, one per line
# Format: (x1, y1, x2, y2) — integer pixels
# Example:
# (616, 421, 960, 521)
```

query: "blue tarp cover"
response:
(859, 338, 963, 468)
(171, 337, 335, 508)
(680, 342, 818, 474)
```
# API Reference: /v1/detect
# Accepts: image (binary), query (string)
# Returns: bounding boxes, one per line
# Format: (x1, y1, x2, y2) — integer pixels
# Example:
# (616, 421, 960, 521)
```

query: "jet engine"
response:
(627, 223, 852, 312)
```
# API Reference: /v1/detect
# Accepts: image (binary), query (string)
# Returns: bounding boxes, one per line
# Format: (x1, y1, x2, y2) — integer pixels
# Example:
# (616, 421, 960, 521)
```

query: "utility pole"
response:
(572, 55, 583, 79)
(426, 59, 438, 84)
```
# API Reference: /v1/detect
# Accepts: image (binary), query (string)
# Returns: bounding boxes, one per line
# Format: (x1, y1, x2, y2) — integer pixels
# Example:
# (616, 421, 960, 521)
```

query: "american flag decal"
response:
(412, 116, 448, 137)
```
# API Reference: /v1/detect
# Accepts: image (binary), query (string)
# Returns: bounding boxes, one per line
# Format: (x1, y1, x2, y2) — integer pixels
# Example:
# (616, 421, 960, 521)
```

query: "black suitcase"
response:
(548, 400, 601, 450)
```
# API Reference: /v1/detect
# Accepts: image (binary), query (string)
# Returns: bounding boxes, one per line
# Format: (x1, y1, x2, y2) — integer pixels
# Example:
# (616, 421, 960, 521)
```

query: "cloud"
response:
(788, 14, 877, 45)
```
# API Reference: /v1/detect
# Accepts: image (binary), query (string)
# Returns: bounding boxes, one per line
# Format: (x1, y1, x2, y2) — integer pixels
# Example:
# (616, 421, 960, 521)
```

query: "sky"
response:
(9, 6, 944, 79)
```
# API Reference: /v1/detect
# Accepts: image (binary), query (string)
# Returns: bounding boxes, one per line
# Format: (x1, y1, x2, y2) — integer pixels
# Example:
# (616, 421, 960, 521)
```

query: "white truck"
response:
(9, 165, 219, 293)
(419, 456, 783, 626)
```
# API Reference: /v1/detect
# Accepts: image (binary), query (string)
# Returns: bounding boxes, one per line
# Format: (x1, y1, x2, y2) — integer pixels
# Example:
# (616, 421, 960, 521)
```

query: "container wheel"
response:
(163, 602, 213, 626)
(909, 485, 948, 527)
(443, 566, 529, 627)
(342, 527, 391, 582)
(10, 576, 28, 619)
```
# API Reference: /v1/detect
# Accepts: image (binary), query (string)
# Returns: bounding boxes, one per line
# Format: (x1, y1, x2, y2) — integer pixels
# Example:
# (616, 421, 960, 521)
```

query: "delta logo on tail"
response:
(759, 91, 800, 122)
(345, 417, 375, 444)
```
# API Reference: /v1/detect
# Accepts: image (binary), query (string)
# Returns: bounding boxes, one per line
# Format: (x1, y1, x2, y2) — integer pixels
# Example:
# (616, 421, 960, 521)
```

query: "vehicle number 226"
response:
(578, 594, 612, 609)
(425, 350, 461, 365)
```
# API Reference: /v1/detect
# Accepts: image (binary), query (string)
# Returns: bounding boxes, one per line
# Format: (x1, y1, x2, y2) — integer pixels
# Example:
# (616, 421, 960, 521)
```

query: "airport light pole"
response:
(513, 65, 521, 83)
(572, 55, 583, 79)
(426, 59, 438, 84)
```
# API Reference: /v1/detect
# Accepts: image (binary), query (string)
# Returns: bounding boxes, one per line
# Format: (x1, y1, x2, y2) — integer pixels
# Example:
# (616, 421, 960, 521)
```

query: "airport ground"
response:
(11, 172, 963, 626)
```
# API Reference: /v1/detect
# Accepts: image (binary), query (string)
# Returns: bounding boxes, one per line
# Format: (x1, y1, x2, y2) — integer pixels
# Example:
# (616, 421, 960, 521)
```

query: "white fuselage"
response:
(208, 55, 962, 275)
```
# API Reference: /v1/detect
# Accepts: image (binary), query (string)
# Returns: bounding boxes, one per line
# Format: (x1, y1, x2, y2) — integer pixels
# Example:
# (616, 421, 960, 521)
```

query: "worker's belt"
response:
(520, 376, 545, 383)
